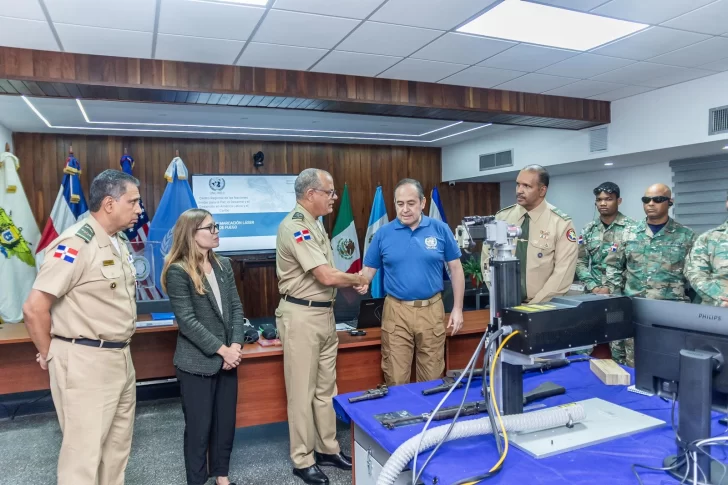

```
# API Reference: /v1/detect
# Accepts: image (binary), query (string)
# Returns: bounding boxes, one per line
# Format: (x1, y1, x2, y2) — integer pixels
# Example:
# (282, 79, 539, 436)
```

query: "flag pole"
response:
(4, 143, 9, 153)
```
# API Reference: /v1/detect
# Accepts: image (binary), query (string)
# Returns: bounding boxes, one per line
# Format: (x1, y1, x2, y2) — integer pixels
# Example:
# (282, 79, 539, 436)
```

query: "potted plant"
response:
(462, 256, 483, 288)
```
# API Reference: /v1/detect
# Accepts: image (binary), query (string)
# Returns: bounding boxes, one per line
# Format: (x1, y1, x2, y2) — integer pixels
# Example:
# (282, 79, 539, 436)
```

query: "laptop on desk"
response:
(340, 298, 385, 329)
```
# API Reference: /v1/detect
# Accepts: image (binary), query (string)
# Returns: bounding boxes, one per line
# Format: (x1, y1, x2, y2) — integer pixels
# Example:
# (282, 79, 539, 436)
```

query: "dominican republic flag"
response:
(0, 149, 40, 323)
(121, 153, 164, 301)
(294, 229, 311, 243)
(148, 156, 197, 297)
(53, 245, 78, 263)
(331, 184, 361, 274)
(578, 235, 584, 245)
(364, 186, 388, 298)
(35, 152, 89, 270)
(429, 186, 451, 281)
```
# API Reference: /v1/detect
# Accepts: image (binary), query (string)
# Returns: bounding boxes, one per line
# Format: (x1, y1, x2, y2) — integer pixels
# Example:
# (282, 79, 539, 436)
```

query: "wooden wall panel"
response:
(12, 133, 499, 318)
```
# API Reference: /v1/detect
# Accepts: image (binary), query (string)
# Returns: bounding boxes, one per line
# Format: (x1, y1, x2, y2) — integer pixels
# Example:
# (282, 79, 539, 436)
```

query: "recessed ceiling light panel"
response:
(604, 162, 614, 166)
(457, 0, 647, 51)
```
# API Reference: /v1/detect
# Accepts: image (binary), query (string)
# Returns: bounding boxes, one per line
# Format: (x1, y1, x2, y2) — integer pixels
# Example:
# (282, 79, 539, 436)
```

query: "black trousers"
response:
(177, 367, 238, 485)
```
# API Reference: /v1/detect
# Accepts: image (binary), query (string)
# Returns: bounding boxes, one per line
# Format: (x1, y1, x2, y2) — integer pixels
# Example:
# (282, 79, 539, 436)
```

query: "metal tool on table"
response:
(421, 376, 463, 396)
(445, 356, 592, 381)
(348, 384, 388, 403)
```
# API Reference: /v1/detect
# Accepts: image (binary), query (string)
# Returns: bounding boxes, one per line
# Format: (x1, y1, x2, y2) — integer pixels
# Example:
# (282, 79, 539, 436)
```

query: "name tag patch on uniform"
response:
(294, 229, 311, 243)
(425, 236, 438, 250)
(566, 229, 577, 242)
(53, 245, 78, 263)
(103, 260, 115, 266)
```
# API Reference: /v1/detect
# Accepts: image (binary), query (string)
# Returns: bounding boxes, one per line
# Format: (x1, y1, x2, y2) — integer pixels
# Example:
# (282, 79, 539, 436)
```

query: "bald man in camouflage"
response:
(685, 192, 728, 307)
(605, 183, 696, 367)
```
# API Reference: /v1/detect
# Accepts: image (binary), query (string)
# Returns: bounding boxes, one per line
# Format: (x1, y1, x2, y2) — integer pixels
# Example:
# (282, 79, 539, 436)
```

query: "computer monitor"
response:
(633, 297, 728, 484)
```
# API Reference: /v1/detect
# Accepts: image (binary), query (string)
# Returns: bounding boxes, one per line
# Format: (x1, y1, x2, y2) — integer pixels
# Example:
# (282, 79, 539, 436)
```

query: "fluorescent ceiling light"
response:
(723, 145, 728, 150)
(22, 97, 490, 144)
(604, 162, 614, 166)
(457, 0, 648, 51)
(206, 0, 268, 6)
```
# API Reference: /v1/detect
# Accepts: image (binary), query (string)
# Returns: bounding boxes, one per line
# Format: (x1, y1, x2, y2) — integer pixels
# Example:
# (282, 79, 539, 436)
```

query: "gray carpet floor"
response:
(0, 398, 354, 485)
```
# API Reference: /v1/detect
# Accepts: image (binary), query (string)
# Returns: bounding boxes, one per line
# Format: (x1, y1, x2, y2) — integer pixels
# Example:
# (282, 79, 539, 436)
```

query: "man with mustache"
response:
(482, 165, 578, 304)
(606, 183, 696, 367)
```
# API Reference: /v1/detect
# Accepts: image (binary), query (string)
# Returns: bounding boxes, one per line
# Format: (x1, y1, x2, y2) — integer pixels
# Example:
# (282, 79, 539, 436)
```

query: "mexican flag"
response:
(331, 184, 361, 274)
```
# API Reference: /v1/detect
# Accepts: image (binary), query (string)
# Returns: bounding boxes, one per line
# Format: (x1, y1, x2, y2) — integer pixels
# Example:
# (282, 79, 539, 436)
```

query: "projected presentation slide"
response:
(192, 174, 297, 252)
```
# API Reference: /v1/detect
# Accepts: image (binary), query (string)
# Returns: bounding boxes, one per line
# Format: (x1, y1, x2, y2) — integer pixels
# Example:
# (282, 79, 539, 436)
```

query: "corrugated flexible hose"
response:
(376, 403, 587, 485)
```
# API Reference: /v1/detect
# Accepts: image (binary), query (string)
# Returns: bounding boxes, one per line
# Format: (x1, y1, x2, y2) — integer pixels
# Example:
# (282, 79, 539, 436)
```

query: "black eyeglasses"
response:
(196, 223, 220, 234)
(641, 196, 670, 204)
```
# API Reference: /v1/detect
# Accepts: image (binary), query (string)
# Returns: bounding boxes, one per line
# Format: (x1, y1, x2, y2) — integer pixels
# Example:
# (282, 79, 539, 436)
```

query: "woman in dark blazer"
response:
(161, 208, 245, 485)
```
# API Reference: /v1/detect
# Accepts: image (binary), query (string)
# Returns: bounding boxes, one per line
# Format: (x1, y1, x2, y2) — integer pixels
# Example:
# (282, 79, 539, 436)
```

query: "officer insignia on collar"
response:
(75, 224, 95, 243)
(292, 212, 304, 221)
(566, 228, 577, 242)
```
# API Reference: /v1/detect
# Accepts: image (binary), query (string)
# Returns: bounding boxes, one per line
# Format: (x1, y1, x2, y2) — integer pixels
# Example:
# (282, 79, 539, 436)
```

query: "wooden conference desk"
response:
(0, 310, 489, 427)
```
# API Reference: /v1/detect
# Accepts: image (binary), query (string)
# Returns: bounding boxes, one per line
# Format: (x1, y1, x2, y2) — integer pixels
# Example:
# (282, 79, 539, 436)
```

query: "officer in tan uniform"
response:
(275, 168, 367, 485)
(482, 165, 578, 303)
(23, 170, 142, 485)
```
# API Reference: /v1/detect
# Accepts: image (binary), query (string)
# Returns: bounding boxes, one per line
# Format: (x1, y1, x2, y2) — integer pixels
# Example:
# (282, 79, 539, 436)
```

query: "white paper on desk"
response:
(336, 323, 354, 331)
(136, 319, 175, 328)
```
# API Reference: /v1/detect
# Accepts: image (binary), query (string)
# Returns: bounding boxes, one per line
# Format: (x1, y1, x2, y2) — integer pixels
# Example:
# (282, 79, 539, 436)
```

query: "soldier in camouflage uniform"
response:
(575, 182, 634, 357)
(684, 195, 728, 307)
(606, 184, 695, 367)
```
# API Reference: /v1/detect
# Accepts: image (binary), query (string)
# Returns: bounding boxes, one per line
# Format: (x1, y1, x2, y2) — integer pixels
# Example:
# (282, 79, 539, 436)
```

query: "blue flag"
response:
(148, 157, 197, 296)
(429, 186, 451, 281)
(364, 186, 388, 298)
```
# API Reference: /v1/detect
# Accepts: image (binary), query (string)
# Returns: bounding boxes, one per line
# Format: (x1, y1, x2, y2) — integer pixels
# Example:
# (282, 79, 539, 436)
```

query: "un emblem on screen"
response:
(209, 177, 226, 191)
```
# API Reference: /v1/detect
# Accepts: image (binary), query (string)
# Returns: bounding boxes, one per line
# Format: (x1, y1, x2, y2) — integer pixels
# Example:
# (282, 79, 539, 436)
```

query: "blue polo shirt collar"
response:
(394, 215, 431, 230)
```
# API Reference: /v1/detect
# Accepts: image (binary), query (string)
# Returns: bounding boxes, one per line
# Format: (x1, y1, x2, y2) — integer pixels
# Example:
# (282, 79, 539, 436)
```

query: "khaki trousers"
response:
(381, 295, 446, 386)
(48, 338, 136, 485)
(276, 299, 340, 469)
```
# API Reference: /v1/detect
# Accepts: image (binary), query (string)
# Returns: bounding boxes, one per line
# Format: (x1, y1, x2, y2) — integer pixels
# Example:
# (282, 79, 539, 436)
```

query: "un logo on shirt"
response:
(425, 236, 438, 250)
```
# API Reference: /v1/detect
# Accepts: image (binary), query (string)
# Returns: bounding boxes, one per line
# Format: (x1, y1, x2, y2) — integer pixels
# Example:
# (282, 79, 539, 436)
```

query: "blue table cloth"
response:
(334, 360, 728, 485)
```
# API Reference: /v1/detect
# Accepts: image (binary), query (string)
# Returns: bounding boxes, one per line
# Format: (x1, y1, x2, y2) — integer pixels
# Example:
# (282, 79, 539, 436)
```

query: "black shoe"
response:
(315, 451, 352, 470)
(293, 464, 329, 485)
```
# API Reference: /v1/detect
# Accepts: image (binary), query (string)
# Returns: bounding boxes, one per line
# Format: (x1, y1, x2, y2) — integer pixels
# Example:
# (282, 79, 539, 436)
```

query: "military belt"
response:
(387, 293, 442, 308)
(55, 336, 130, 349)
(282, 295, 334, 308)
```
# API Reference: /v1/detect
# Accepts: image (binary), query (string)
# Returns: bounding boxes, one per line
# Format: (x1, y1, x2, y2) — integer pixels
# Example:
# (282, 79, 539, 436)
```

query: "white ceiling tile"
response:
(493, 73, 579, 93)
(648, 37, 728, 68)
(253, 9, 359, 49)
(479, 44, 577, 72)
(337, 22, 441, 57)
(159, 0, 264, 41)
(156, 33, 243, 65)
(439, 66, 525, 88)
(640, 67, 716, 88)
(237, 42, 327, 70)
(523, 0, 606, 11)
(588, 85, 655, 101)
(538, 54, 635, 78)
(378, 58, 467, 83)
(0, 0, 45, 20)
(591, 27, 710, 61)
(312, 51, 401, 77)
(411, 33, 515, 65)
(700, 57, 728, 72)
(44, 0, 156, 32)
(591, 62, 685, 84)
(0, 17, 59, 51)
(56, 24, 152, 58)
(272, 0, 384, 19)
(543, 80, 628, 98)
(592, 0, 715, 25)
(370, 0, 497, 30)
(663, 0, 728, 36)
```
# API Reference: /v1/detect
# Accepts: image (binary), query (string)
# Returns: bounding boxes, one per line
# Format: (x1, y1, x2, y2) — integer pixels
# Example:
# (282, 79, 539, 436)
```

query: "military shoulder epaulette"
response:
(75, 223, 95, 243)
(550, 207, 572, 222)
(496, 204, 517, 215)
(292, 212, 304, 221)
(582, 220, 596, 233)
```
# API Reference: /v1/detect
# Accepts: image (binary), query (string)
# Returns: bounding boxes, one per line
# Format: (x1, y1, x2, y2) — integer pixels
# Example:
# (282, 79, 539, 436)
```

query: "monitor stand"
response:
(665, 349, 726, 485)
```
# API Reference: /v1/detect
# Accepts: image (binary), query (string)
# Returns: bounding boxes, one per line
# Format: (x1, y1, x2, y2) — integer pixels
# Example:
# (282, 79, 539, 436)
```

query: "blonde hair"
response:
(161, 208, 221, 295)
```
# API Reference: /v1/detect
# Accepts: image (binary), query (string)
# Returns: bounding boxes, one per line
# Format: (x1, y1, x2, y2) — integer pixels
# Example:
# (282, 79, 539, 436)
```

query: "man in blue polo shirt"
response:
(360, 178, 464, 386)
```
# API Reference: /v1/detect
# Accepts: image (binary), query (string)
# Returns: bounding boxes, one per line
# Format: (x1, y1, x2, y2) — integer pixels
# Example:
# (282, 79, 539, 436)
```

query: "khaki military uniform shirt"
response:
(575, 212, 635, 291)
(481, 200, 578, 304)
(32, 215, 137, 342)
(684, 220, 728, 306)
(276, 203, 336, 301)
(605, 218, 695, 301)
